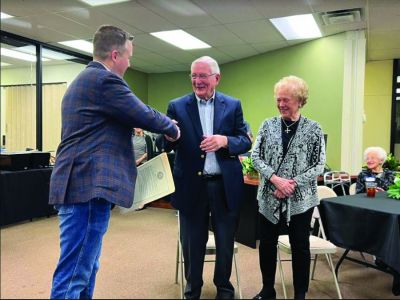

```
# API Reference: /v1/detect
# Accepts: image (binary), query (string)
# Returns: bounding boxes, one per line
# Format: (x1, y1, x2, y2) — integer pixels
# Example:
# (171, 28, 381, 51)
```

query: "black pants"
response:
(258, 207, 314, 297)
(179, 178, 239, 299)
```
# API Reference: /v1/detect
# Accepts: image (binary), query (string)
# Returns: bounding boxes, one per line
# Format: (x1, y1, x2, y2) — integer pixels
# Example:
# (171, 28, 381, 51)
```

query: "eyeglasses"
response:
(189, 73, 216, 80)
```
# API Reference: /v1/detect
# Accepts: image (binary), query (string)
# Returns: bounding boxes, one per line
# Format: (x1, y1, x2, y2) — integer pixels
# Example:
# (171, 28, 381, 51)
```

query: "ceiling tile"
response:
(137, 0, 220, 28)
(58, 8, 144, 35)
(368, 6, 400, 30)
(225, 20, 284, 43)
(1, 0, 87, 17)
(307, 0, 366, 13)
(193, 0, 265, 23)
(96, 1, 176, 33)
(1, 17, 81, 43)
(187, 25, 245, 46)
(133, 34, 183, 52)
(133, 51, 180, 66)
(251, 0, 310, 18)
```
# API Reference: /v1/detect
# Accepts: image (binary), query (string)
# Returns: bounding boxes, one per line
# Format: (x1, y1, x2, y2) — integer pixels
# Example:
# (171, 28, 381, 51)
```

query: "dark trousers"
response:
(179, 178, 239, 299)
(258, 207, 314, 298)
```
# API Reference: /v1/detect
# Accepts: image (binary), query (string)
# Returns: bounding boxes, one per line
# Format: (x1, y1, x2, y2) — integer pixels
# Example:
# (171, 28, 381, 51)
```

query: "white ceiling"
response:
(1, 0, 400, 73)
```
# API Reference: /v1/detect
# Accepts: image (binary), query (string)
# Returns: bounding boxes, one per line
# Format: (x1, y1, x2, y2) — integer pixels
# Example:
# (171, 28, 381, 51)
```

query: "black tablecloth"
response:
(0, 168, 55, 226)
(319, 192, 400, 274)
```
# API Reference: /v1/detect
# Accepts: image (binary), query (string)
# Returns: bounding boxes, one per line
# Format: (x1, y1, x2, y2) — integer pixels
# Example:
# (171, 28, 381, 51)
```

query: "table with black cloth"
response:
(319, 192, 400, 277)
(0, 168, 55, 226)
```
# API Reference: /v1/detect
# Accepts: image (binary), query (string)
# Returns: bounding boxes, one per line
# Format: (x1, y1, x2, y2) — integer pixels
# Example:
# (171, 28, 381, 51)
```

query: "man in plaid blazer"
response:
(49, 25, 179, 299)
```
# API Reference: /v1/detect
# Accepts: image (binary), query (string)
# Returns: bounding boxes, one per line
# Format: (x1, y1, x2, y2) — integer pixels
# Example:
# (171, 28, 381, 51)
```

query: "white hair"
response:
(364, 146, 387, 163)
(191, 56, 220, 74)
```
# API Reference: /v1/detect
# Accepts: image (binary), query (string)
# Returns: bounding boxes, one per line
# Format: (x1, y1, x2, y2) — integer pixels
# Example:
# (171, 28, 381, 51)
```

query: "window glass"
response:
(1, 39, 37, 152)
(41, 48, 86, 156)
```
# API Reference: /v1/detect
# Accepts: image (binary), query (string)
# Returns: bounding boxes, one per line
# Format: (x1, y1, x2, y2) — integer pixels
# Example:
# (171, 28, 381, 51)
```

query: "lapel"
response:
(185, 94, 203, 138)
(213, 93, 226, 134)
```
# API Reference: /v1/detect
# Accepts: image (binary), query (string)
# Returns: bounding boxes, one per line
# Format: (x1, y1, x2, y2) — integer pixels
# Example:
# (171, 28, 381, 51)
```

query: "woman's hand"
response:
(273, 189, 286, 199)
(270, 174, 296, 197)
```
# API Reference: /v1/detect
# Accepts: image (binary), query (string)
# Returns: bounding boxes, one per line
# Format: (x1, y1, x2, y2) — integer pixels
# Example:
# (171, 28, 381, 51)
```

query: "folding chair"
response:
(175, 213, 242, 299)
(349, 183, 357, 195)
(323, 171, 351, 195)
(276, 186, 342, 299)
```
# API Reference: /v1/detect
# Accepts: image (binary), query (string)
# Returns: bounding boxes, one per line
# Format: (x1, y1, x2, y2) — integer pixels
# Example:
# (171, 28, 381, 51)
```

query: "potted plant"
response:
(387, 173, 400, 200)
(241, 156, 258, 179)
(383, 153, 400, 172)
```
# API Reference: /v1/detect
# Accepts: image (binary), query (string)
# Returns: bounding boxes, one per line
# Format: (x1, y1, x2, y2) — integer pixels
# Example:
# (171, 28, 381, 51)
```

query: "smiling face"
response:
(365, 151, 384, 172)
(191, 61, 220, 100)
(275, 86, 302, 121)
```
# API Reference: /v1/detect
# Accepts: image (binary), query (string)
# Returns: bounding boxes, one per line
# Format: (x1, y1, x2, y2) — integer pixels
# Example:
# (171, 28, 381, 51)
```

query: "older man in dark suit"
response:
(159, 56, 251, 299)
(49, 25, 179, 299)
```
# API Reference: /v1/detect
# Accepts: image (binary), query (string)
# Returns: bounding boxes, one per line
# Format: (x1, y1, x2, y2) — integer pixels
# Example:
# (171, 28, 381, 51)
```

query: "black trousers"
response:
(179, 178, 239, 299)
(258, 207, 314, 297)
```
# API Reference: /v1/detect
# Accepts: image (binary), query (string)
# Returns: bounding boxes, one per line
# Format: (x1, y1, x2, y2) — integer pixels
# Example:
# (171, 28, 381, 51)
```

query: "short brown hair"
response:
(93, 25, 134, 60)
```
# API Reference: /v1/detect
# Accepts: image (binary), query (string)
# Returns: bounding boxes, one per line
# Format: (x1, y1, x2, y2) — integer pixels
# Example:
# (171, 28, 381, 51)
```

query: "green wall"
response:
(146, 33, 346, 169)
(363, 60, 393, 153)
(147, 72, 192, 111)
(124, 68, 148, 104)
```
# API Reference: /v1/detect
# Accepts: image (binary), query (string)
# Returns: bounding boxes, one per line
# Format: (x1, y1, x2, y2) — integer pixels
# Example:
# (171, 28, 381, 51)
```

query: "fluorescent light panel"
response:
(58, 40, 93, 54)
(150, 29, 211, 50)
(270, 14, 322, 40)
(1, 48, 49, 62)
(1, 62, 11, 67)
(1, 12, 14, 19)
(79, 0, 130, 6)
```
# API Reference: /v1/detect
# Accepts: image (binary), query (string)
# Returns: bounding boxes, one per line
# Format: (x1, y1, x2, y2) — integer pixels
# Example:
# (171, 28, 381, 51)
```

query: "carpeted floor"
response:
(1, 207, 397, 299)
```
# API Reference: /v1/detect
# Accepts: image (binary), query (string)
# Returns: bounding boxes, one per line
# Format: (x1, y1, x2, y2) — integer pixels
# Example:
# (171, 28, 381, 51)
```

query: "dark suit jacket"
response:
(161, 92, 251, 214)
(49, 61, 178, 208)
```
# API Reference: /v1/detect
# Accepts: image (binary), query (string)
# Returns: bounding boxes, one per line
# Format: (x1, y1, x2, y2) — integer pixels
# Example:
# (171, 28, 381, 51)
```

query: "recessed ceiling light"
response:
(1, 62, 11, 67)
(1, 12, 14, 19)
(79, 0, 130, 6)
(150, 29, 211, 50)
(58, 40, 93, 54)
(270, 14, 322, 40)
(1, 48, 49, 62)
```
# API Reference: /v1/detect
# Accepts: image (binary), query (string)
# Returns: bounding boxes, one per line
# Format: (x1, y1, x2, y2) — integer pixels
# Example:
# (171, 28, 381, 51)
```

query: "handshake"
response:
(165, 119, 180, 142)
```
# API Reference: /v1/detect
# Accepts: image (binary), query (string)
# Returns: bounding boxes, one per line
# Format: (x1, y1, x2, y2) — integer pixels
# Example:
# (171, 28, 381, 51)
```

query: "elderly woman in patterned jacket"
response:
(251, 75, 326, 300)
(355, 146, 395, 194)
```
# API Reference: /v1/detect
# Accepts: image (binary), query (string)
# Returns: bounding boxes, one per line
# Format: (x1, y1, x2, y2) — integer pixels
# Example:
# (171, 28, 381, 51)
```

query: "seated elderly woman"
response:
(355, 146, 395, 194)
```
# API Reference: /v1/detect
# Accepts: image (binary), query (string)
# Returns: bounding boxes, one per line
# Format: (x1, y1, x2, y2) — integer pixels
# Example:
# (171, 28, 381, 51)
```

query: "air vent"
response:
(320, 8, 363, 25)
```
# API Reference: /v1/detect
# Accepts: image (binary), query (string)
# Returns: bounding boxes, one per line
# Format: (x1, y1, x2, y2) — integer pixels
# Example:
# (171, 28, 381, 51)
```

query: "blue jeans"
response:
(50, 198, 111, 299)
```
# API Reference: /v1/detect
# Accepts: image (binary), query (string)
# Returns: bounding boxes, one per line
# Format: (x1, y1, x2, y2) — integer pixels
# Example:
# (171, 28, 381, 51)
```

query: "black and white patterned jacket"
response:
(251, 116, 326, 224)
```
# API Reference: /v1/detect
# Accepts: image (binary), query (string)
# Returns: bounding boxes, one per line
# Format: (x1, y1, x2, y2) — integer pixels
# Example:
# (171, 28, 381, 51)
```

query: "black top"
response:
(281, 117, 300, 155)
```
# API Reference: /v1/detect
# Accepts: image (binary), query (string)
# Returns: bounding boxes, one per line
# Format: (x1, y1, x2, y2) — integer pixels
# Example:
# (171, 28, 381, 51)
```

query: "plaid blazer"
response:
(49, 61, 178, 208)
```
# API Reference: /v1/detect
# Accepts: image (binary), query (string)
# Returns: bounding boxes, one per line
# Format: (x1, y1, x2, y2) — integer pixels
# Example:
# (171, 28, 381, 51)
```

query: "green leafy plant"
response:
(383, 153, 400, 171)
(387, 173, 400, 200)
(241, 156, 258, 178)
